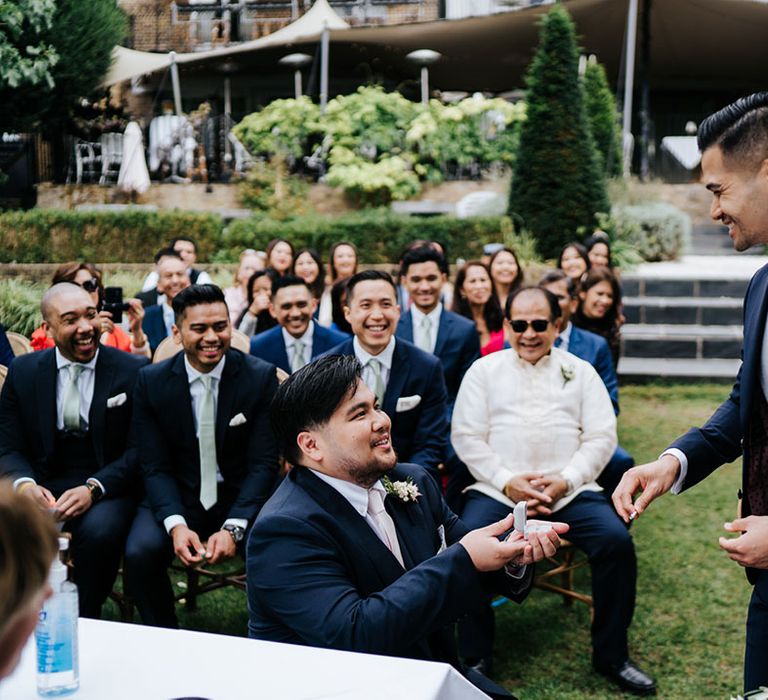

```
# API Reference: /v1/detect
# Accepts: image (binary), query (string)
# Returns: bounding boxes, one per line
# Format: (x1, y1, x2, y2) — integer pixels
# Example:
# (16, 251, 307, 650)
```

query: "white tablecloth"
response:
(3, 619, 488, 699)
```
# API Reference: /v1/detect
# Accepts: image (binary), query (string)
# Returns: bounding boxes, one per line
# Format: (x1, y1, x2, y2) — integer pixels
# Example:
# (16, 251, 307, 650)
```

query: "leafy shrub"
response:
(610, 203, 691, 262)
(0, 279, 43, 335)
(0, 210, 223, 263)
(221, 210, 535, 264)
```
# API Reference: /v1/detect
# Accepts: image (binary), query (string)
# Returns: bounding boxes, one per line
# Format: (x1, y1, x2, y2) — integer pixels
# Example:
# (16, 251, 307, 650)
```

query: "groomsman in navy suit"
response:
(247, 354, 569, 700)
(613, 93, 768, 694)
(326, 270, 449, 480)
(396, 245, 480, 506)
(0, 283, 147, 618)
(540, 269, 634, 495)
(249, 275, 347, 373)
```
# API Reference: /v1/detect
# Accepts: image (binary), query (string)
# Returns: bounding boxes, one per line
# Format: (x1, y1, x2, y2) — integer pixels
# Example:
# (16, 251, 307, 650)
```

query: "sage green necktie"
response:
(198, 374, 217, 511)
(419, 316, 433, 353)
(291, 340, 306, 373)
(367, 358, 386, 406)
(63, 364, 85, 432)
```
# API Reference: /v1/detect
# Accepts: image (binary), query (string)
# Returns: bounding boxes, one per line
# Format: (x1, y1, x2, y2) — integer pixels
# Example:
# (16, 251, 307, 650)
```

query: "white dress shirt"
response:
(161, 302, 175, 337)
(556, 321, 573, 353)
(310, 469, 402, 551)
(163, 354, 247, 535)
(282, 322, 315, 370)
(452, 347, 617, 512)
(354, 336, 396, 398)
(411, 304, 442, 355)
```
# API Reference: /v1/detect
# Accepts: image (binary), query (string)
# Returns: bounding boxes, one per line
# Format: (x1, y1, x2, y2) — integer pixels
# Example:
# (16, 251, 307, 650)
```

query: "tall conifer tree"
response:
(583, 58, 621, 178)
(509, 5, 608, 259)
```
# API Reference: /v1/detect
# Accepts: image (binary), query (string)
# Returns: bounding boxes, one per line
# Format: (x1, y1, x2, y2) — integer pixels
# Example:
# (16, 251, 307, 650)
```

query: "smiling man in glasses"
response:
(451, 286, 655, 695)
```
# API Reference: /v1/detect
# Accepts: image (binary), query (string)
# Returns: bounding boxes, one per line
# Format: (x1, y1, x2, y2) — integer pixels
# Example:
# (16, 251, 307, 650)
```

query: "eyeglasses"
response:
(509, 319, 550, 333)
(78, 278, 100, 293)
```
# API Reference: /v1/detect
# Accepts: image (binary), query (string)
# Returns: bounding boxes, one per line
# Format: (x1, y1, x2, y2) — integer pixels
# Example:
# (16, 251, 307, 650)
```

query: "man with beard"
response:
(0, 283, 148, 618)
(127, 284, 279, 628)
(247, 354, 569, 700)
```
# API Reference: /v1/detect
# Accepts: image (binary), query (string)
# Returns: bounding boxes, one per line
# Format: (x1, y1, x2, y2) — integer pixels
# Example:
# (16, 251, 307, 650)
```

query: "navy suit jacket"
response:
(249, 322, 348, 374)
(247, 463, 532, 667)
(396, 308, 480, 408)
(564, 325, 619, 415)
(326, 338, 449, 477)
(0, 347, 148, 496)
(671, 263, 765, 580)
(132, 349, 280, 525)
(142, 304, 168, 354)
(0, 324, 14, 367)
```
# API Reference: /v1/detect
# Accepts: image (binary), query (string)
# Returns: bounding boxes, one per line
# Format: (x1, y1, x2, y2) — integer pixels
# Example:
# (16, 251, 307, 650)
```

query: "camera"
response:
(102, 287, 131, 324)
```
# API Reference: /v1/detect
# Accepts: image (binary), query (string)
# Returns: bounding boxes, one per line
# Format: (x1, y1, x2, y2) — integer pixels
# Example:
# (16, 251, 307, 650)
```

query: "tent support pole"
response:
(622, 0, 638, 177)
(320, 25, 330, 113)
(169, 51, 183, 116)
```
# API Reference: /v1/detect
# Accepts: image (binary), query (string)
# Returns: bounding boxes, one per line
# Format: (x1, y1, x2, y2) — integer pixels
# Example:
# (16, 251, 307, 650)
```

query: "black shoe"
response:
(463, 656, 493, 677)
(594, 659, 657, 696)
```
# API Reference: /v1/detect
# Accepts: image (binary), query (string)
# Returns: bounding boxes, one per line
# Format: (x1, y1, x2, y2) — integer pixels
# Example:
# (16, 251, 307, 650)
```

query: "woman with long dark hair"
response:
(558, 242, 591, 284)
(265, 238, 295, 276)
(236, 269, 279, 337)
(452, 261, 505, 356)
(572, 267, 623, 368)
(489, 245, 523, 313)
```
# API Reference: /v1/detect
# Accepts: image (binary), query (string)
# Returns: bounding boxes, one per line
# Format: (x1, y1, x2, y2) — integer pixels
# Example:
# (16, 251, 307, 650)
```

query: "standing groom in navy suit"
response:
(247, 354, 569, 699)
(326, 270, 449, 479)
(614, 92, 768, 693)
(249, 275, 347, 373)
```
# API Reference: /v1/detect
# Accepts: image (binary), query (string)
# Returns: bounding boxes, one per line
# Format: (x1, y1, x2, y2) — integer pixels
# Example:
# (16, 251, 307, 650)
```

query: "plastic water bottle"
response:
(35, 537, 79, 697)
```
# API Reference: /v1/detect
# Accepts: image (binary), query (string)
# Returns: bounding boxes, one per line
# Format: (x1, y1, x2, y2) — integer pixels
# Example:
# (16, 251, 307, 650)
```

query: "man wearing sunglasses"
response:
(451, 286, 655, 695)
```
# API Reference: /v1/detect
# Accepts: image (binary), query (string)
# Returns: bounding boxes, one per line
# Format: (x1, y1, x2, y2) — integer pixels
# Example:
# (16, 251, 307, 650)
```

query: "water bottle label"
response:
(36, 607, 75, 674)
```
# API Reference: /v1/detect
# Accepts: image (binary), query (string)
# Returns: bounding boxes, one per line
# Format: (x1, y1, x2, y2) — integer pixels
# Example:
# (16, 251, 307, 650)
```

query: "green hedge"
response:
(221, 210, 518, 263)
(0, 210, 223, 263)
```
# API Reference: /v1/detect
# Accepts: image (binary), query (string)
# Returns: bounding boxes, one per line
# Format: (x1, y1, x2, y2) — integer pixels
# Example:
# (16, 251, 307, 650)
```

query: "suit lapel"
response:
(383, 341, 409, 417)
(35, 351, 57, 458)
(215, 350, 239, 450)
(433, 309, 450, 358)
(398, 313, 415, 344)
(742, 268, 768, 423)
(170, 354, 198, 452)
(90, 350, 115, 466)
(293, 468, 406, 581)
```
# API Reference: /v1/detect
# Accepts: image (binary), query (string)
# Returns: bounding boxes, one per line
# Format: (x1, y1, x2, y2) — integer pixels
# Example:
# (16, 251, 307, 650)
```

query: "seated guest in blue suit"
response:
(396, 245, 480, 409)
(326, 270, 449, 480)
(127, 284, 280, 628)
(142, 249, 191, 354)
(249, 275, 347, 374)
(396, 245, 481, 507)
(247, 354, 569, 700)
(0, 283, 148, 619)
(539, 270, 634, 496)
(0, 324, 14, 367)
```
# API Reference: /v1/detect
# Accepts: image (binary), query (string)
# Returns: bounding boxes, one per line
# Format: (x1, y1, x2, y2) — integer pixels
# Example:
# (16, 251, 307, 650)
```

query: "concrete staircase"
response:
(617, 256, 768, 381)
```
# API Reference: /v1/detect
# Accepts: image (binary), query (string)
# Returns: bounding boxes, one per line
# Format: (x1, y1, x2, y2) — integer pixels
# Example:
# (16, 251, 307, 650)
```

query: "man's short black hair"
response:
(172, 284, 227, 324)
(345, 270, 397, 304)
(271, 354, 362, 464)
(538, 268, 576, 298)
(400, 245, 446, 277)
(154, 247, 181, 264)
(271, 274, 311, 299)
(698, 92, 768, 168)
(505, 286, 562, 322)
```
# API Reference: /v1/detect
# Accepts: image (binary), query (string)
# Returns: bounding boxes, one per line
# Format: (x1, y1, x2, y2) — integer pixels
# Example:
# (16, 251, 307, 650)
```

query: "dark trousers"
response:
(745, 570, 768, 692)
(63, 496, 136, 619)
(123, 501, 239, 629)
(597, 445, 635, 498)
(458, 489, 636, 666)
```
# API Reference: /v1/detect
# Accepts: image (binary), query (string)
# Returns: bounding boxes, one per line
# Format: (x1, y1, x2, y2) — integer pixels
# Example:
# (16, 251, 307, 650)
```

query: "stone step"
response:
(621, 324, 742, 360)
(618, 356, 739, 380)
(621, 277, 750, 299)
(623, 296, 743, 326)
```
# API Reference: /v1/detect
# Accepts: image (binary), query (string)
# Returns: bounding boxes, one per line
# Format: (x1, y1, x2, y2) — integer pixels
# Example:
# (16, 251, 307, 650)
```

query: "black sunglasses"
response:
(509, 319, 550, 333)
(78, 278, 99, 293)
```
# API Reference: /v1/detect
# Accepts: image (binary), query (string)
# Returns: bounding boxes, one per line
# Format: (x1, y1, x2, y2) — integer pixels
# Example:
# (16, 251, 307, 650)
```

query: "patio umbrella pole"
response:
(622, 0, 638, 177)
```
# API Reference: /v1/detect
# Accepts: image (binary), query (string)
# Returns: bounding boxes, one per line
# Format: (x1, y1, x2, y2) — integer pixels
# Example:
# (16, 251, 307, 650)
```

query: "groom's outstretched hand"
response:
(612, 454, 680, 523)
(460, 514, 569, 572)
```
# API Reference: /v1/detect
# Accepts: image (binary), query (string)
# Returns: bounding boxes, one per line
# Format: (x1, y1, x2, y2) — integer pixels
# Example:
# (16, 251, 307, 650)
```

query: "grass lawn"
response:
(106, 383, 748, 698)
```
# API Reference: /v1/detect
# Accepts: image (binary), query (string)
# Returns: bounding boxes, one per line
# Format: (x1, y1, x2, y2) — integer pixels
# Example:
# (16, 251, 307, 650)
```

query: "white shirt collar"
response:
(559, 321, 573, 347)
(55, 347, 99, 371)
(410, 303, 442, 326)
(282, 320, 315, 348)
(310, 469, 388, 517)
(353, 335, 396, 371)
(183, 354, 226, 385)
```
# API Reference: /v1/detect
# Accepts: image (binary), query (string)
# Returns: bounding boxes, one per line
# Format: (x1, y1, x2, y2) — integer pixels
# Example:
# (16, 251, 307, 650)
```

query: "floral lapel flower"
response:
(561, 363, 576, 388)
(382, 475, 421, 503)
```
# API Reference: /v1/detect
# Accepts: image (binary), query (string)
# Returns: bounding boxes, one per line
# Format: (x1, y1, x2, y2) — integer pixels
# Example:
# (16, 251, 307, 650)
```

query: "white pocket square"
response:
(106, 393, 127, 408)
(229, 413, 247, 427)
(396, 395, 422, 412)
(436, 524, 447, 554)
